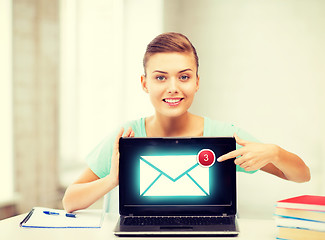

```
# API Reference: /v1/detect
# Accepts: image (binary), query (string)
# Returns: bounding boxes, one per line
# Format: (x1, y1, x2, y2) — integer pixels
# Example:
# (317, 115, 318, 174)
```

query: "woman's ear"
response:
(195, 75, 200, 92)
(141, 75, 149, 93)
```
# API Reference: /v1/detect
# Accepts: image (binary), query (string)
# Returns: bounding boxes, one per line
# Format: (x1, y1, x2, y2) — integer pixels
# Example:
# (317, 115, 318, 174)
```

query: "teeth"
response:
(164, 98, 181, 103)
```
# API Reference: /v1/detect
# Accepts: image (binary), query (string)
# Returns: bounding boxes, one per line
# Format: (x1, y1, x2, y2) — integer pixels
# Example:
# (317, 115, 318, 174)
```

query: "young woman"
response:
(62, 32, 310, 213)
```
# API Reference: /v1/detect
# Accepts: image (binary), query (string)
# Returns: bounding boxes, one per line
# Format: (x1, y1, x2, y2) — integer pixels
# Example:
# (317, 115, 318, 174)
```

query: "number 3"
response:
(204, 154, 209, 161)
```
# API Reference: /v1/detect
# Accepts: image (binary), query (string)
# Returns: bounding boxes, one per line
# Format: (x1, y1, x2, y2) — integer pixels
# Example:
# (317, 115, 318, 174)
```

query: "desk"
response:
(0, 212, 276, 239)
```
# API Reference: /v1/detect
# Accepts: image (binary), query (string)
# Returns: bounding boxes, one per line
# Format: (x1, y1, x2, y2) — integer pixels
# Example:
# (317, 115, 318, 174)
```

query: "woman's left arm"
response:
(217, 134, 311, 183)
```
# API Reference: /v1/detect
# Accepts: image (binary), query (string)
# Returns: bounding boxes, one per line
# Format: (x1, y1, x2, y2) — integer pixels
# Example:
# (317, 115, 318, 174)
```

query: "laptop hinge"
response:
(222, 213, 228, 217)
(128, 214, 134, 216)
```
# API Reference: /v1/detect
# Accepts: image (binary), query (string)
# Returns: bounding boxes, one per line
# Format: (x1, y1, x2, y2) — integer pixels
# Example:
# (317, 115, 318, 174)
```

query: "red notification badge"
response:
(197, 149, 216, 167)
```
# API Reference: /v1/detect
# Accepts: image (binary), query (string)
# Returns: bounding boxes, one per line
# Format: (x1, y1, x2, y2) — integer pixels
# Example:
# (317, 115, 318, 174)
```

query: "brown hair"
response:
(143, 32, 199, 76)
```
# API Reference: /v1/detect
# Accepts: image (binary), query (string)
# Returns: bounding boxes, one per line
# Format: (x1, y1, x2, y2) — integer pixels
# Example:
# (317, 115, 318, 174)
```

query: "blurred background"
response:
(1, 0, 324, 220)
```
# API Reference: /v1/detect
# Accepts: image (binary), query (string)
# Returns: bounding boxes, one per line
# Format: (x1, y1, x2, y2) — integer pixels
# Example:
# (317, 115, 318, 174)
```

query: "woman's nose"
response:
(167, 77, 179, 94)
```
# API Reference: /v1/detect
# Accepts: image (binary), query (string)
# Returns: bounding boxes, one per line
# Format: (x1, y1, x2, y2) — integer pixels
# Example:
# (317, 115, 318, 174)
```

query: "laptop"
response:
(114, 137, 238, 237)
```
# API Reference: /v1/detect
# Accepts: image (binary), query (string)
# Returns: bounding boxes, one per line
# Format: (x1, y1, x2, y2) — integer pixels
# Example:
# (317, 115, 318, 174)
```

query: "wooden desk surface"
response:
(0, 212, 276, 239)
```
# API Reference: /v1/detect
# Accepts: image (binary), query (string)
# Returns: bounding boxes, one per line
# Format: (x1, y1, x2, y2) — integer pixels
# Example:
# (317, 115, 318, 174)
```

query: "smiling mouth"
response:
(163, 98, 183, 103)
(163, 98, 184, 106)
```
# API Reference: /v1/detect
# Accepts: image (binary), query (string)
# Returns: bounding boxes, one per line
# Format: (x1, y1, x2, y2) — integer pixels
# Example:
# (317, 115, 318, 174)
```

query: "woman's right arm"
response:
(62, 167, 118, 213)
(62, 127, 134, 213)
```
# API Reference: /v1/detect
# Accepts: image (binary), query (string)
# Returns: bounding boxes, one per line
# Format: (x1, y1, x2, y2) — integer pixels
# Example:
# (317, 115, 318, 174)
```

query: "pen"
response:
(65, 213, 76, 218)
(43, 211, 59, 215)
(43, 211, 76, 218)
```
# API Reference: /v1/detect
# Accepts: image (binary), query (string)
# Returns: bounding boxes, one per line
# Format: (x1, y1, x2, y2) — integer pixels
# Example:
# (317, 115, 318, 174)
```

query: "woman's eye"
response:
(180, 75, 189, 81)
(156, 76, 166, 81)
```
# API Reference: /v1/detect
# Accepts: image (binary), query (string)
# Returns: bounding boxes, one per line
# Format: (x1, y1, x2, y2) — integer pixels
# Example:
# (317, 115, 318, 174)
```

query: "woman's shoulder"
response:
(121, 118, 146, 137)
(89, 118, 145, 154)
(85, 118, 146, 178)
(203, 117, 237, 137)
(204, 116, 260, 142)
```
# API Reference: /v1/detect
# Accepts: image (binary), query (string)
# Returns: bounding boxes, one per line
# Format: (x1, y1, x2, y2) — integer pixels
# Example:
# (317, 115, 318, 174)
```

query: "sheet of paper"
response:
(20, 207, 104, 228)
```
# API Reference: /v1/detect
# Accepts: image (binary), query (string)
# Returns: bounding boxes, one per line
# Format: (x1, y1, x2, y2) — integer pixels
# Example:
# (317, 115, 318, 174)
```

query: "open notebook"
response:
(20, 207, 104, 228)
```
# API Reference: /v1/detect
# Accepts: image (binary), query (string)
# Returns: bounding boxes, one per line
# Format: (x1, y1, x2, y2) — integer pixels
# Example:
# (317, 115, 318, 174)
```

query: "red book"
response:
(277, 195, 325, 212)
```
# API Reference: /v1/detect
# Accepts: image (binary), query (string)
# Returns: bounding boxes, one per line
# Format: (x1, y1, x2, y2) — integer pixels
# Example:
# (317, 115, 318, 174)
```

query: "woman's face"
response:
(141, 52, 199, 118)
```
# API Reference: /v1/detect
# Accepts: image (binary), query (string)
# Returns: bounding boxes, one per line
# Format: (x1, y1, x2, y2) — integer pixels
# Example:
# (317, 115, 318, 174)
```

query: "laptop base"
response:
(114, 232, 239, 237)
(113, 216, 239, 237)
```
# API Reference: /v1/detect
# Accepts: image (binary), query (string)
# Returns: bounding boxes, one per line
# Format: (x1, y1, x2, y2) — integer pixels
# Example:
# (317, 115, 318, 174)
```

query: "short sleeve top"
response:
(86, 117, 259, 178)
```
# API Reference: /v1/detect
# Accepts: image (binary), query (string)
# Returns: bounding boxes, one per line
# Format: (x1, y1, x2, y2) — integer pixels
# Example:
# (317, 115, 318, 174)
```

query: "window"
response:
(0, 0, 14, 203)
(59, 0, 162, 184)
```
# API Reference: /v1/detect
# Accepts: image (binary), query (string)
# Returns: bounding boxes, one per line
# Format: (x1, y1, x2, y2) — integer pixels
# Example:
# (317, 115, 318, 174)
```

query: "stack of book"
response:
(274, 195, 325, 240)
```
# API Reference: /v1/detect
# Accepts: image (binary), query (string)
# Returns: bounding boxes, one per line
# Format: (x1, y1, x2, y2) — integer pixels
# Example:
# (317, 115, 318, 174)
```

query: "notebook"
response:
(114, 137, 239, 237)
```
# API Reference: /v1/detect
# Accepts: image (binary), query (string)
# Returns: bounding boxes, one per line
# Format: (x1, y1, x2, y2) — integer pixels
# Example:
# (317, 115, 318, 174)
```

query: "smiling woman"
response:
(62, 32, 310, 214)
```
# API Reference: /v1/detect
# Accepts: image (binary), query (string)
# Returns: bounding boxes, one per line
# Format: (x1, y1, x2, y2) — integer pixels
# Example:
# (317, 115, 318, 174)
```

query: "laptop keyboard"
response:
(123, 216, 233, 226)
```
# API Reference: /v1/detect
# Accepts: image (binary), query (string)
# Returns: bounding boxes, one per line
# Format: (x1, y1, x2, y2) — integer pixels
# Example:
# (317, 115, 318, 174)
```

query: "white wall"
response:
(164, 0, 325, 218)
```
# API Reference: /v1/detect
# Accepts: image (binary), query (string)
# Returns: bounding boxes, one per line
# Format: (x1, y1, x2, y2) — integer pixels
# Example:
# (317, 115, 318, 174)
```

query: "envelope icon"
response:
(139, 155, 209, 197)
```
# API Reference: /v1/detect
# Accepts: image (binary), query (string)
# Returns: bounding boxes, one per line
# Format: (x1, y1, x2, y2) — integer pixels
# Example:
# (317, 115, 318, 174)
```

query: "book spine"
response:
(275, 216, 325, 232)
(276, 203, 325, 212)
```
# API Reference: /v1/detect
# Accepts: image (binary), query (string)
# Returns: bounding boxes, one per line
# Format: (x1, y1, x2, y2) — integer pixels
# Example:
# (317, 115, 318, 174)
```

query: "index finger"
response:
(114, 128, 124, 151)
(217, 148, 244, 162)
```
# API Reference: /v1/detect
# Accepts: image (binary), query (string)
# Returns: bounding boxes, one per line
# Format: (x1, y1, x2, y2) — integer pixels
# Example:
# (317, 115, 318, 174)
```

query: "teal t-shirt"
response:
(86, 117, 259, 178)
